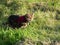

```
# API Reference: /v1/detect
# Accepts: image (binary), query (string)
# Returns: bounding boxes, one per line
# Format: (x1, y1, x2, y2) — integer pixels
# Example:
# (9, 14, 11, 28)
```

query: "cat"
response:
(7, 13, 34, 28)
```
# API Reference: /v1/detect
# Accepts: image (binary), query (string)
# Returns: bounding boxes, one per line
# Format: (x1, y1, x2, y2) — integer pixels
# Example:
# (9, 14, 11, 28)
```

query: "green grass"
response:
(0, 0, 60, 45)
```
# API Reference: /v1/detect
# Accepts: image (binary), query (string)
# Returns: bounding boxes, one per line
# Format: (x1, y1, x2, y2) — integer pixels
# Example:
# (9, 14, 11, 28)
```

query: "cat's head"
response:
(25, 13, 34, 22)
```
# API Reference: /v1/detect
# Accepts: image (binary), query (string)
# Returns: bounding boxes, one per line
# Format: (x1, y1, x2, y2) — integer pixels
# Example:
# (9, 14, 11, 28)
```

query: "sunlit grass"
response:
(0, 0, 60, 45)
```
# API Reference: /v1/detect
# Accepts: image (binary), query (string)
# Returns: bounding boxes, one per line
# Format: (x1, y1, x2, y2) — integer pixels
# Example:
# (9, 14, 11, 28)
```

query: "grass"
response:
(0, 0, 60, 45)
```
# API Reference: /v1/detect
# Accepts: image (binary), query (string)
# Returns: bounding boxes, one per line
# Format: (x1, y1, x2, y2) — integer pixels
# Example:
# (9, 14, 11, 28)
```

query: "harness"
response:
(17, 16, 27, 23)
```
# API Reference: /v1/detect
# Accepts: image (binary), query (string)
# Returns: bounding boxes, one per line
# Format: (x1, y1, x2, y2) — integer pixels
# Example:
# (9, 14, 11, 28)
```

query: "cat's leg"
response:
(21, 23, 28, 28)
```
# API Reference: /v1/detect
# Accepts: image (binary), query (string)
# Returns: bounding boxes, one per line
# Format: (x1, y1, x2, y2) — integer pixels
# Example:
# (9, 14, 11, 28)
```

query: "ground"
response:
(0, 0, 60, 45)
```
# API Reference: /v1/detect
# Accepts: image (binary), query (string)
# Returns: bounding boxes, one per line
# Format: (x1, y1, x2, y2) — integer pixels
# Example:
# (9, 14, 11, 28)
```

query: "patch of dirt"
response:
(15, 38, 60, 45)
(30, 2, 60, 20)
(28, 2, 60, 13)
(15, 38, 36, 45)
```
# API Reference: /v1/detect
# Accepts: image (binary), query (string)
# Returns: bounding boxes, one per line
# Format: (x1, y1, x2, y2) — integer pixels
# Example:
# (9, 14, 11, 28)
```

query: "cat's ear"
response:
(30, 13, 34, 16)
(31, 13, 34, 18)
